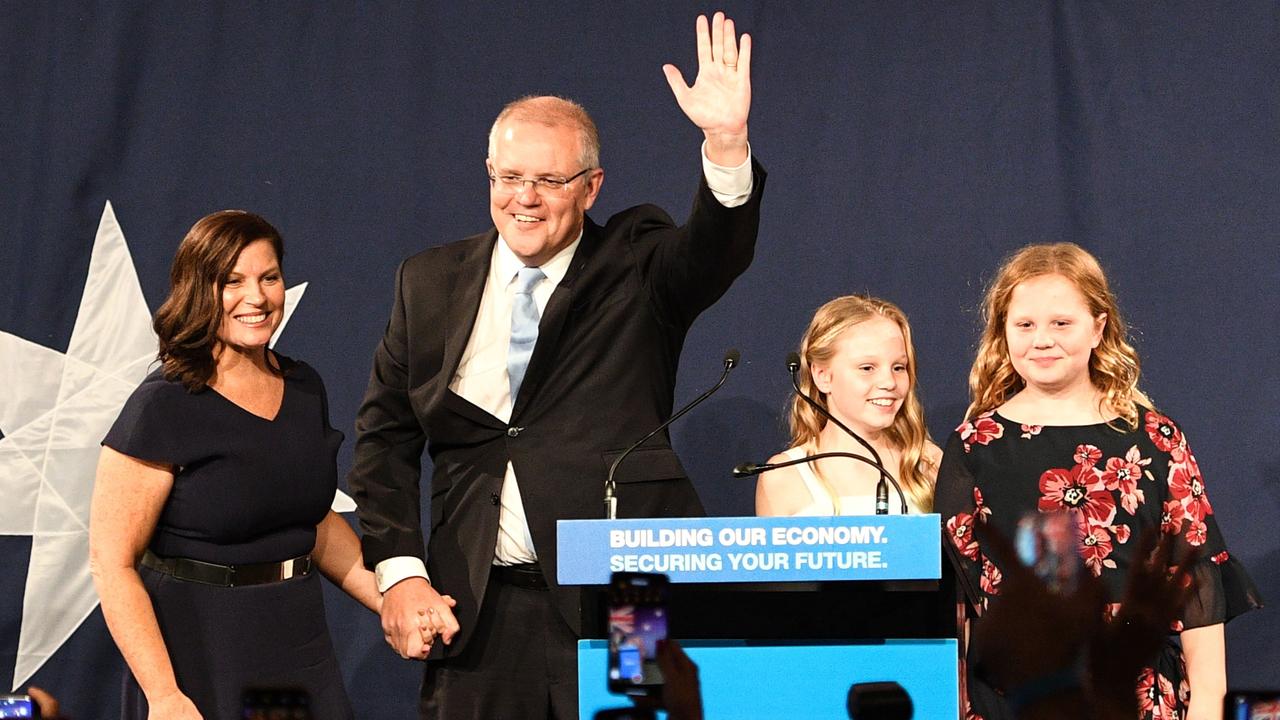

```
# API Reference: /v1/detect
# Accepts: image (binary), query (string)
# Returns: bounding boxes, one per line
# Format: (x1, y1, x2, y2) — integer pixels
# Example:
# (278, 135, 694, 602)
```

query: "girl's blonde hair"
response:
(789, 295, 936, 512)
(967, 242, 1152, 428)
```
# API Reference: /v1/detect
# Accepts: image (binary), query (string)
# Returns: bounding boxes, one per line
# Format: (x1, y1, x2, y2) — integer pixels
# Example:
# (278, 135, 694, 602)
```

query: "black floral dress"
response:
(935, 407, 1261, 720)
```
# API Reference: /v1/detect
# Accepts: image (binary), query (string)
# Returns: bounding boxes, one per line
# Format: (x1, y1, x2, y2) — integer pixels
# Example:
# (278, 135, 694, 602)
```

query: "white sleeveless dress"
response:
(781, 446, 922, 516)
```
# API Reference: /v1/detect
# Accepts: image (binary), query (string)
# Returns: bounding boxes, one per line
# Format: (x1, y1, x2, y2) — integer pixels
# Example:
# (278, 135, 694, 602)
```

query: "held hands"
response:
(380, 577, 459, 660)
(663, 11, 751, 166)
(419, 592, 459, 648)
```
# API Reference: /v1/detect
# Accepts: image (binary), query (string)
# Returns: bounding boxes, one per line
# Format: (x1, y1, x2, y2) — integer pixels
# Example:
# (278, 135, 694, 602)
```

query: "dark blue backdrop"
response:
(2, 3, 1276, 717)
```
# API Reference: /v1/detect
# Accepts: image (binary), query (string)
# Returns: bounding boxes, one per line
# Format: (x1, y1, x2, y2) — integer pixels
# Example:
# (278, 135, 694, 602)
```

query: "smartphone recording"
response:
(607, 571, 670, 697)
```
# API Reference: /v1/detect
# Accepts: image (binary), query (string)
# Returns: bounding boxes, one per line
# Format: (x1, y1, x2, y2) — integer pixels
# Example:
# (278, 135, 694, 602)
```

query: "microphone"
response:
(733, 451, 904, 515)
(733, 451, 888, 478)
(783, 352, 908, 514)
(604, 349, 741, 520)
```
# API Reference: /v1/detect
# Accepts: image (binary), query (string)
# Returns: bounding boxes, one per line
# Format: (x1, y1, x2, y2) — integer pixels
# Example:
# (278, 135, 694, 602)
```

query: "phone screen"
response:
(1015, 511, 1081, 594)
(0, 696, 35, 720)
(1227, 693, 1280, 720)
(607, 572, 670, 696)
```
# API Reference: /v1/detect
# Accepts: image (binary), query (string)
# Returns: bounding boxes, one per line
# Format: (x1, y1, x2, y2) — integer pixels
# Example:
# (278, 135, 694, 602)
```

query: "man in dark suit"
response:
(349, 12, 763, 718)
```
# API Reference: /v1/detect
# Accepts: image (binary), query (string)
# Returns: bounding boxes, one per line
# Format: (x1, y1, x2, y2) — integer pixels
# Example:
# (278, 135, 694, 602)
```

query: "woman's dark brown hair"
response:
(153, 210, 284, 391)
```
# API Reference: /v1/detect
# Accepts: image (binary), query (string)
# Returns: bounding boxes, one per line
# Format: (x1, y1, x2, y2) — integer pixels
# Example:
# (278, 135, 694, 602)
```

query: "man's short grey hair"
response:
(487, 95, 601, 171)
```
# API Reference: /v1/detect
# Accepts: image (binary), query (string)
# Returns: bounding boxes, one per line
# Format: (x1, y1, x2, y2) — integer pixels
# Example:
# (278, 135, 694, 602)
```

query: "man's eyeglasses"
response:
(489, 167, 595, 195)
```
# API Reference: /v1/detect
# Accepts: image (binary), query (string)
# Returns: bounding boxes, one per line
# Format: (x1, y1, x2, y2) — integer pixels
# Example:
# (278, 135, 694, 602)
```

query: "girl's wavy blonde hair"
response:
(967, 242, 1152, 428)
(789, 295, 936, 512)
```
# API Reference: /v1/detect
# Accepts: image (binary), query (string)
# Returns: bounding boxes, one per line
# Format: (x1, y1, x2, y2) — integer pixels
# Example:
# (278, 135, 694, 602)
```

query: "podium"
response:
(558, 515, 971, 719)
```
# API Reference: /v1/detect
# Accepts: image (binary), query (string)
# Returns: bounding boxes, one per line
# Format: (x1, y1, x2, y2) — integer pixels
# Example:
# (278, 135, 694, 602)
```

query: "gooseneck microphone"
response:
(604, 349, 741, 520)
(783, 352, 908, 514)
(733, 451, 890, 479)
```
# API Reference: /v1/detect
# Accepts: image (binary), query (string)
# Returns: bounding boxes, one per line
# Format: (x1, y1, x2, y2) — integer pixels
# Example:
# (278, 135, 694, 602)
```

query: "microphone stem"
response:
(605, 356, 736, 519)
(736, 451, 909, 515)
(789, 368, 907, 514)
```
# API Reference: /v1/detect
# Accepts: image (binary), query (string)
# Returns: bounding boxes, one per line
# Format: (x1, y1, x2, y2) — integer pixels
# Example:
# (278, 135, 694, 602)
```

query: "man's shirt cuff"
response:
(701, 140, 754, 207)
(375, 556, 429, 593)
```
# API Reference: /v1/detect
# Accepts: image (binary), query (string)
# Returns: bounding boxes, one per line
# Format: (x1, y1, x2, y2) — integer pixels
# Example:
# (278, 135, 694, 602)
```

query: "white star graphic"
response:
(0, 201, 350, 690)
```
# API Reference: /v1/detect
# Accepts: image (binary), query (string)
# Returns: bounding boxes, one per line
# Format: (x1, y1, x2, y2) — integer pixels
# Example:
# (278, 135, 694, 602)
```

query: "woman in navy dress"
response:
(89, 211, 399, 719)
(935, 243, 1260, 720)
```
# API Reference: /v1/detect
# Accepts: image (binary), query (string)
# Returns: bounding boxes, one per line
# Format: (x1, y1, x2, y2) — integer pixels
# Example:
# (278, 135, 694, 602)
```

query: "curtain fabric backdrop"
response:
(2, 3, 1276, 717)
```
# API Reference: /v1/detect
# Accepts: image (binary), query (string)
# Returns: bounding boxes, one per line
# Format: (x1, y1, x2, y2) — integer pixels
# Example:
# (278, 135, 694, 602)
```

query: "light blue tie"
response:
(507, 266, 545, 401)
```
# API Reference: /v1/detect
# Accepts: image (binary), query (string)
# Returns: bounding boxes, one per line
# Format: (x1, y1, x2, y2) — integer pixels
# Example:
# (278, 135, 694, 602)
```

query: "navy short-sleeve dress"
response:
(102, 355, 354, 720)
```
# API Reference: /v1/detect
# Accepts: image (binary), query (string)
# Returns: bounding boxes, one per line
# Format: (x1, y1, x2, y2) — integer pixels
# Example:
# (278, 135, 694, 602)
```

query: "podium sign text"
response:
(557, 514, 941, 584)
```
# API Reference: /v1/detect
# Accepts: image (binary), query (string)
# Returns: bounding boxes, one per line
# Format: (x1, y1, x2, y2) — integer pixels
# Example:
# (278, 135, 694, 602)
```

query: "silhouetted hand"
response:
(631, 640, 704, 720)
(1089, 530, 1198, 717)
(27, 686, 65, 720)
(971, 521, 1198, 720)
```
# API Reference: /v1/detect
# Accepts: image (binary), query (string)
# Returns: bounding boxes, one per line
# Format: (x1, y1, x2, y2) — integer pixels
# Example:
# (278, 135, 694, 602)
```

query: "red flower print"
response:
(1161, 500, 1185, 535)
(1111, 523, 1131, 544)
(1170, 619, 1184, 632)
(1185, 519, 1208, 547)
(1103, 445, 1150, 514)
(1074, 443, 1102, 467)
(980, 557, 1003, 595)
(1080, 525, 1116, 575)
(958, 412, 1004, 452)
(1211, 551, 1229, 565)
(972, 487, 992, 521)
(1038, 464, 1117, 527)
(1156, 673, 1177, 719)
(1020, 423, 1042, 439)
(1102, 446, 1148, 493)
(1137, 667, 1155, 715)
(1136, 667, 1178, 719)
(1118, 487, 1146, 516)
(1144, 411, 1184, 453)
(947, 512, 980, 560)
(1168, 454, 1212, 523)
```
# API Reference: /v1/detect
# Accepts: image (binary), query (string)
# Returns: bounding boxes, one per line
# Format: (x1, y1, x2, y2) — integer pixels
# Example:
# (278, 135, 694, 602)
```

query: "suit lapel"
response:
(441, 231, 497, 395)
(511, 217, 602, 418)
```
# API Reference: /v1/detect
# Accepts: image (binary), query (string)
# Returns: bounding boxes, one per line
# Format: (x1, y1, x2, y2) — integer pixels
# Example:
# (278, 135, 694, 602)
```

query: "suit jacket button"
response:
(507, 426, 521, 438)
(490, 493, 500, 505)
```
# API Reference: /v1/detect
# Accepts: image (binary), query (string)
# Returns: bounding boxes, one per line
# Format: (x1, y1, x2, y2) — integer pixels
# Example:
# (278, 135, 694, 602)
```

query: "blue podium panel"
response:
(577, 638, 958, 719)
(558, 515, 942, 585)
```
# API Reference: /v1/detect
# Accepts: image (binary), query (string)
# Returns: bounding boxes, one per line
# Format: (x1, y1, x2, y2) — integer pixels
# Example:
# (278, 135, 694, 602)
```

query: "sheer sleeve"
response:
(1149, 416, 1263, 629)
(936, 431, 988, 612)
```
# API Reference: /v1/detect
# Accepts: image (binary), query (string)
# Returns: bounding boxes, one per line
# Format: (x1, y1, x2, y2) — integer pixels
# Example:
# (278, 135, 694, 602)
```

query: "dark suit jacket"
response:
(349, 161, 766, 656)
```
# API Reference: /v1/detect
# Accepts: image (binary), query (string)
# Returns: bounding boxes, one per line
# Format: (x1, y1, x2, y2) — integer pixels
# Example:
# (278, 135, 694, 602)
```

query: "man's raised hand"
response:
(663, 11, 751, 166)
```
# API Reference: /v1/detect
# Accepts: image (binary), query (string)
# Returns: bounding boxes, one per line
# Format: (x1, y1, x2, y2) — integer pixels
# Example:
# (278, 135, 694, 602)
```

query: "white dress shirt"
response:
(375, 143, 754, 593)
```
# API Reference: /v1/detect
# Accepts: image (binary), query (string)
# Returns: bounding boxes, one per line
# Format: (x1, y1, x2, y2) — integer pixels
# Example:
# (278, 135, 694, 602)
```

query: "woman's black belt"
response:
(141, 549, 312, 587)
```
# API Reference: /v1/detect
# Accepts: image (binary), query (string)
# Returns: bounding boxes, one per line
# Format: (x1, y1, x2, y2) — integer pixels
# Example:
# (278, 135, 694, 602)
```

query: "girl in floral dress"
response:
(935, 243, 1260, 720)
